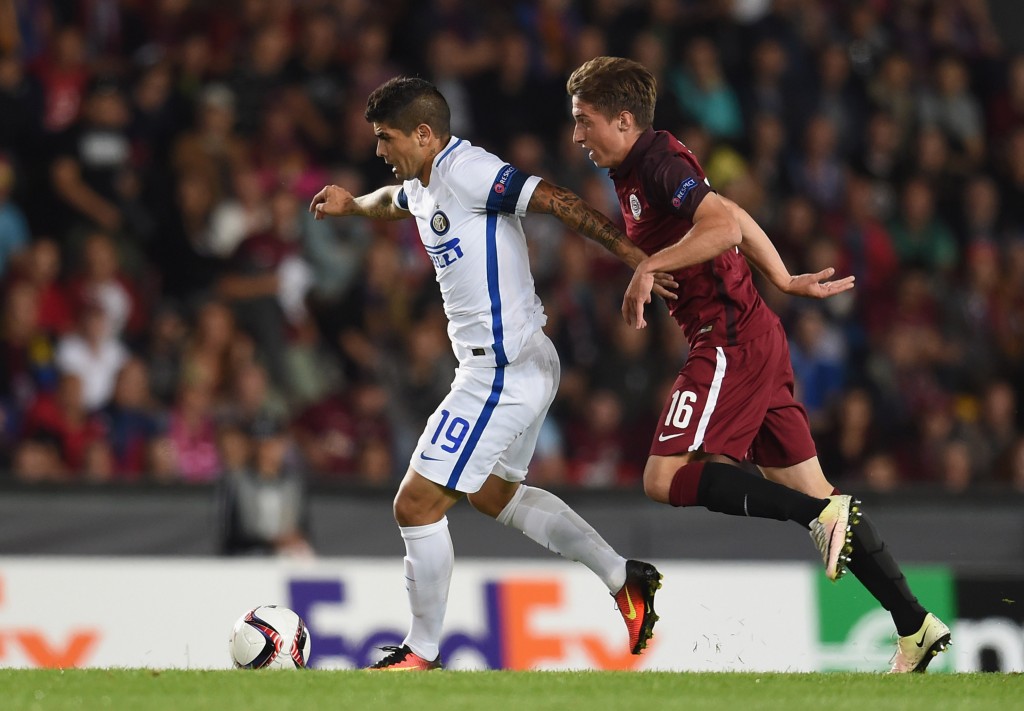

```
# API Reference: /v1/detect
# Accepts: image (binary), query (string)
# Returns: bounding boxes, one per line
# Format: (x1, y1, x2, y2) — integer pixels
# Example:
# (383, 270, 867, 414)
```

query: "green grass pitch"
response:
(2, 669, 1019, 711)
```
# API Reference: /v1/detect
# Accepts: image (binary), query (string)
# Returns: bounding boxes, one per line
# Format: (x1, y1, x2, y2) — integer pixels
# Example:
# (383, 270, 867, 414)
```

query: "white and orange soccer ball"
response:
(229, 605, 312, 669)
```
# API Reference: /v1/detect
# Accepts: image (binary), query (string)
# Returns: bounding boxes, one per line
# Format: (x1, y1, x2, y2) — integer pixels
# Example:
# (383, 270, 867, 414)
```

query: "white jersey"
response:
(395, 136, 545, 367)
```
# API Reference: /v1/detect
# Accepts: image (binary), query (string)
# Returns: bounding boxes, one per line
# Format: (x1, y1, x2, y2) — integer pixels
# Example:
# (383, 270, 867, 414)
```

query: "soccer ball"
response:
(229, 605, 312, 669)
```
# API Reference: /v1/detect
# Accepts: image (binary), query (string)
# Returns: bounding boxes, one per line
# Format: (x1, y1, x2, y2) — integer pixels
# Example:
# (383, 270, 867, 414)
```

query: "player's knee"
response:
(392, 490, 438, 527)
(642, 466, 672, 503)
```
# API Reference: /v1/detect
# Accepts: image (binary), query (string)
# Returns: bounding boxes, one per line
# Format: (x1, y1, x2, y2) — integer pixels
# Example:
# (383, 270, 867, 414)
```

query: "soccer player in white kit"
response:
(310, 77, 667, 670)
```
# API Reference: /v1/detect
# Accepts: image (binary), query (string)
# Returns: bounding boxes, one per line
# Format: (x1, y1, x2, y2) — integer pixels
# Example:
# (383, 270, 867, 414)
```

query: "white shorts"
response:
(411, 328, 560, 493)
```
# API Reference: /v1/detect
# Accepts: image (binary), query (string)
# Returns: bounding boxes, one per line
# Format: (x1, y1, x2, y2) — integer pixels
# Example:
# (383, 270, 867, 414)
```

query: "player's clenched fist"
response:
(308, 184, 355, 219)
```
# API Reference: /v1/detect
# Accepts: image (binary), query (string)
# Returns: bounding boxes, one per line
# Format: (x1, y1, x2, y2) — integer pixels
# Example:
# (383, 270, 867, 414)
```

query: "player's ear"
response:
(417, 124, 431, 146)
(617, 112, 633, 131)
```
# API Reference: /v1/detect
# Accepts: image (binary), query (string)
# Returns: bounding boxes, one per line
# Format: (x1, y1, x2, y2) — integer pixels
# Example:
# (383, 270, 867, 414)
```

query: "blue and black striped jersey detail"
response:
(485, 164, 530, 215)
(396, 187, 409, 210)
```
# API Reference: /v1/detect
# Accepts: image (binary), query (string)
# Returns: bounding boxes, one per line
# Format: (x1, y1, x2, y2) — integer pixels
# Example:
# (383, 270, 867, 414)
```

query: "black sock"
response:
(847, 513, 927, 636)
(696, 462, 829, 527)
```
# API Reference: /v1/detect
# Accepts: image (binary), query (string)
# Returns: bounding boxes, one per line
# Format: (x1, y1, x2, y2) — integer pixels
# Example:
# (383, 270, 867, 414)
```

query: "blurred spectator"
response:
(17, 237, 73, 336)
(742, 37, 804, 147)
(219, 416, 312, 557)
(592, 316, 661, 426)
(55, 299, 129, 412)
(31, 25, 90, 135)
(973, 380, 1020, 481)
(159, 364, 220, 484)
(286, 9, 348, 153)
(670, 37, 743, 141)
(564, 389, 642, 488)
(909, 125, 958, 202)
(64, 231, 145, 341)
(0, 281, 58, 434)
(917, 54, 985, 166)
(181, 300, 237, 399)
(217, 189, 308, 390)
(789, 307, 846, 429)
(788, 114, 846, 212)
(18, 372, 105, 479)
(156, 171, 226, 304)
(50, 76, 133, 234)
(817, 388, 890, 485)
(942, 240, 1001, 391)
(144, 302, 188, 406)
(959, 174, 1005, 246)
(823, 173, 898, 312)
(887, 177, 958, 273)
(812, 42, 868, 157)
(939, 439, 974, 493)
(220, 361, 288, 431)
(95, 358, 164, 481)
(868, 52, 917, 145)
(172, 83, 249, 203)
(851, 111, 902, 220)
(293, 378, 394, 484)
(229, 24, 292, 137)
(470, 30, 561, 156)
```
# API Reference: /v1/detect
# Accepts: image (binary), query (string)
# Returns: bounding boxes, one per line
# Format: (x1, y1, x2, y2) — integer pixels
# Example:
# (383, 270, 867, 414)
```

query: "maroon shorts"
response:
(649, 321, 816, 467)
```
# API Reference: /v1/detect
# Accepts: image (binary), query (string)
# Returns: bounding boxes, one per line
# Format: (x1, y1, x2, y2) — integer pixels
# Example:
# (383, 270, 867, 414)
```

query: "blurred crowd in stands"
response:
(0, 0, 1022, 501)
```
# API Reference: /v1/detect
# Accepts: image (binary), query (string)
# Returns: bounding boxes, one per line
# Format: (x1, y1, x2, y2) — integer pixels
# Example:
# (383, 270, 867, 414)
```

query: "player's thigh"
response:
(749, 327, 820, 476)
(412, 333, 558, 495)
(650, 343, 772, 462)
(492, 332, 560, 485)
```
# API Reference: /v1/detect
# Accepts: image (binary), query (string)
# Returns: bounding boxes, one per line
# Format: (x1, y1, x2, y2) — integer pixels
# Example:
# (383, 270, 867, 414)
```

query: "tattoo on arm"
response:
(356, 186, 406, 220)
(532, 182, 641, 267)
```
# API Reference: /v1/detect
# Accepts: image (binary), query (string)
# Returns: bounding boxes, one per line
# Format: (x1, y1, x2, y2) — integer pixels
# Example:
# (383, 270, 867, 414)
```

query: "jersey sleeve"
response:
(441, 148, 539, 216)
(647, 153, 713, 221)
(394, 185, 410, 211)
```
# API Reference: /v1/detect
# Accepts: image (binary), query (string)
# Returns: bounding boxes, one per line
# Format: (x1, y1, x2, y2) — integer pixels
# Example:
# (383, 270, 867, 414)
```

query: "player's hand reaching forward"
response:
(309, 184, 355, 220)
(782, 268, 855, 299)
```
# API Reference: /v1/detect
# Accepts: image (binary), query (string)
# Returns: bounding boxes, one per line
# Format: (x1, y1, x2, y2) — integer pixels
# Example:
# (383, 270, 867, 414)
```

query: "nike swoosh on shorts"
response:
(658, 432, 687, 442)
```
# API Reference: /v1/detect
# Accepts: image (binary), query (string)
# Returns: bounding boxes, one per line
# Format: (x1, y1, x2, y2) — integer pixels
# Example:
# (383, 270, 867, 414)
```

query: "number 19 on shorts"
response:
(431, 409, 471, 453)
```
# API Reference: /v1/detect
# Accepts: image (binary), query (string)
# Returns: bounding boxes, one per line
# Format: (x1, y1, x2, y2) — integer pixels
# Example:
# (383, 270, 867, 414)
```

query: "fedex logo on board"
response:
(289, 577, 648, 670)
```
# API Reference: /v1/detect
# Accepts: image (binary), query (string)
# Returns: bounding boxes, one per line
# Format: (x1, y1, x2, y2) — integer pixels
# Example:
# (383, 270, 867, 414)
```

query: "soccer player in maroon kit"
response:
(566, 57, 951, 673)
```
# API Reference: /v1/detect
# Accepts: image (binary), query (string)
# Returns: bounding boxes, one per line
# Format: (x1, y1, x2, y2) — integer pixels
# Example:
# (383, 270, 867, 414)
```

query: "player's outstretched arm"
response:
(719, 195, 855, 299)
(309, 184, 408, 221)
(528, 180, 677, 299)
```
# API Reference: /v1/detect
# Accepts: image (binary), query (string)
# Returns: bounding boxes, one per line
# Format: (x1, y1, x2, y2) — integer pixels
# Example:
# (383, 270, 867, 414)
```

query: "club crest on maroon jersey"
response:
(629, 193, 642, 220)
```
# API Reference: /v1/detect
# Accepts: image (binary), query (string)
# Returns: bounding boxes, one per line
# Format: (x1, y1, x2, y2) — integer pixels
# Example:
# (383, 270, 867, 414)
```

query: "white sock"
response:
(497, 485, 626, 592)
(399, 517, 453, 661)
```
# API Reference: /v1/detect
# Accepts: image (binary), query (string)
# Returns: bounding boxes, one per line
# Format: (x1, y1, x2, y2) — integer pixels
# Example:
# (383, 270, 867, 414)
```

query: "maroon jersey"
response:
(611, 129, 778, 348)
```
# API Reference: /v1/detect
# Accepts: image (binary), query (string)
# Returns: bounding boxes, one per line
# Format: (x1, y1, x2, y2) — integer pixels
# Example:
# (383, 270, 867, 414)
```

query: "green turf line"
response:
(0, 669, 1020, 711)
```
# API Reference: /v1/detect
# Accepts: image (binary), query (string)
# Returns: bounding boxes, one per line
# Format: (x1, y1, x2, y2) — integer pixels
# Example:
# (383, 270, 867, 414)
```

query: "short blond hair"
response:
(566, 56, 657, 129)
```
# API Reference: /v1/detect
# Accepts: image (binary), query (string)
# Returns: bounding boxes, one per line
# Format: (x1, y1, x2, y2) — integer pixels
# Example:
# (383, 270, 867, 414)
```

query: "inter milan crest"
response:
(629, 193, 642, 220)
(431, 210, 450, 235)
